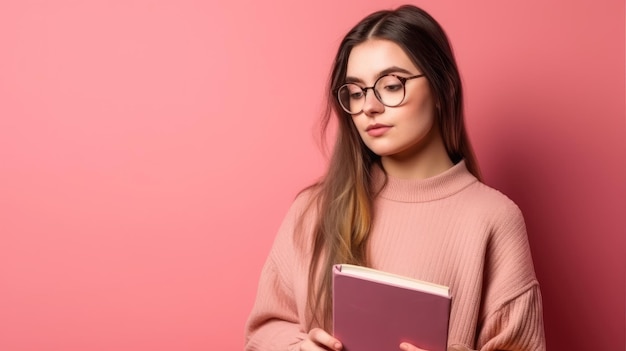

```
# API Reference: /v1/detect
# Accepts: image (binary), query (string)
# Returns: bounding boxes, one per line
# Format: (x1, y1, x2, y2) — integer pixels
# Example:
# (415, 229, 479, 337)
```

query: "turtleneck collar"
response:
(372, 160, 478, 203)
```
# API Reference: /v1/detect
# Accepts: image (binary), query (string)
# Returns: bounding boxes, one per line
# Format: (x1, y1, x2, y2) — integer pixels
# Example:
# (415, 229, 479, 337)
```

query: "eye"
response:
(376, 75, 405, 93)
(350, 91, 364, 99)
(346, 85, 364, 100)
(383, 83, 403, 92)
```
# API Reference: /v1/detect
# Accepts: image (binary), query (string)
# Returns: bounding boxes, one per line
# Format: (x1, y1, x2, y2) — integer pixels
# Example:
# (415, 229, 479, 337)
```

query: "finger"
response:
(308, 328, 343, 350)
(399, 342, 428, 351)
(300, 338, 335, 351)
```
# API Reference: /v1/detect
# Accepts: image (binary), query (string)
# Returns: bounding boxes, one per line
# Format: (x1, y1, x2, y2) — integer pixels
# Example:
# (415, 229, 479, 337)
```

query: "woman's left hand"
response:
(399, 342, 428, 351)
(400, 343, 471, 351)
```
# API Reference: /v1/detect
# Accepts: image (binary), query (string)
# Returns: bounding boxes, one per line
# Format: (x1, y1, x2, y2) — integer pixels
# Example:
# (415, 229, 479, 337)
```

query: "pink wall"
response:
(0, 1, 624, 350)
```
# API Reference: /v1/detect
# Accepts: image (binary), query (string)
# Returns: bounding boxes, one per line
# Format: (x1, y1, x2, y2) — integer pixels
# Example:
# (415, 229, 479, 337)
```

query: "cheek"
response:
(350, 117, 366, 134)
(409, 93, 436, 123)
(406, 85, 435, 111)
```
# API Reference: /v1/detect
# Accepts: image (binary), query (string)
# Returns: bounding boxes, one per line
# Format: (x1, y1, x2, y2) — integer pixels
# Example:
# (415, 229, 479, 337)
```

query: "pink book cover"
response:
(332, 264, 451, 351)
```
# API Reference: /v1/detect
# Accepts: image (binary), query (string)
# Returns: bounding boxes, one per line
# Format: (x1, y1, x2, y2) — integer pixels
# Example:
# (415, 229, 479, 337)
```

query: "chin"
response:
(369, 149, 399, 157)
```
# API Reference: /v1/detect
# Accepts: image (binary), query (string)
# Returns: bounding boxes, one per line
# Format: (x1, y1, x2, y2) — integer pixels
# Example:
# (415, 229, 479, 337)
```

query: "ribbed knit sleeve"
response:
(474, 285, 545, 351)
(449, 285, 544, 351)
(450, 200, 545, 351)
(244, 257, 307, 351)
(244, 194, 311, 351)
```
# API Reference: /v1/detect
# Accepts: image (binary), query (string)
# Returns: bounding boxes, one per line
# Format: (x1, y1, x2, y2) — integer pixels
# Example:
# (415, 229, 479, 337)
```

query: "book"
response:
(332, 264, 451, 351)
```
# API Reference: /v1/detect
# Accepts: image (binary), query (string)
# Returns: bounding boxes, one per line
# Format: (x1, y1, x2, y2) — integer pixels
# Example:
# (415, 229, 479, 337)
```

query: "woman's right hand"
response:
(300, 328, 343, 351)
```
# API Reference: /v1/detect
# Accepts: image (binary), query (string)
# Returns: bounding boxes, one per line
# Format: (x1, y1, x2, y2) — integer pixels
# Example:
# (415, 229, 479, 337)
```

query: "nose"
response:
(362, 88, 384, 116)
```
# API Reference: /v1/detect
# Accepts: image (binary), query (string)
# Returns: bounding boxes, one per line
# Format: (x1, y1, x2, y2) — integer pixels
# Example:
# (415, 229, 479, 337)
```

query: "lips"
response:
(365, 123, 390, 131)
(365, 123, 391, 137)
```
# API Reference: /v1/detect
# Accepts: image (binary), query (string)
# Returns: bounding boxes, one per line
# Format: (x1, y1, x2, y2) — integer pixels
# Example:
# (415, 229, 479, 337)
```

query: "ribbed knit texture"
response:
(245, 161, 546, 351)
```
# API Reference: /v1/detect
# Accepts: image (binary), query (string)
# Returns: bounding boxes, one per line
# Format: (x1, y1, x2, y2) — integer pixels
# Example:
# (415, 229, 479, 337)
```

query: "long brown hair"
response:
(301, 5, 481, 330)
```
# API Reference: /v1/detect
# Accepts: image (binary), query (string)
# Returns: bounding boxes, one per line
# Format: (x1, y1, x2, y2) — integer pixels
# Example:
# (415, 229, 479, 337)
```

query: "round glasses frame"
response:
(337, 74, 425, 115)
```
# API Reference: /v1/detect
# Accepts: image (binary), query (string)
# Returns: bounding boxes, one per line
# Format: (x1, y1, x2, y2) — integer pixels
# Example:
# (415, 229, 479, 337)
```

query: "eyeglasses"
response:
(337, 74, 425, 115)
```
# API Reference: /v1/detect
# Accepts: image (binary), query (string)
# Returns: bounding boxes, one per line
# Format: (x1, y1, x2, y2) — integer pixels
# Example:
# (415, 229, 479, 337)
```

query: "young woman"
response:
(245, 5, 545, 351)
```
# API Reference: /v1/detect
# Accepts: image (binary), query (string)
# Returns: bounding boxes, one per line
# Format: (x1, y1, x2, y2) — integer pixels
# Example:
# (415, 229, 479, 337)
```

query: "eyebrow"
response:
(345, 66, 416, 84)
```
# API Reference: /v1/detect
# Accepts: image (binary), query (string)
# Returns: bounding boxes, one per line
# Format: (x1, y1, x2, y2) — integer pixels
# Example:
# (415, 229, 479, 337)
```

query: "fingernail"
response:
(399, 343, 409, 351)
(335, 342, 342, 349)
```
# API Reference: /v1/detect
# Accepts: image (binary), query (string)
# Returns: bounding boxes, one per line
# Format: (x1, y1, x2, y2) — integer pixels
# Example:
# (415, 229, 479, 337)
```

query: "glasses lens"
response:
(375, 75, 405, 107)
(338, 83, 364, 114)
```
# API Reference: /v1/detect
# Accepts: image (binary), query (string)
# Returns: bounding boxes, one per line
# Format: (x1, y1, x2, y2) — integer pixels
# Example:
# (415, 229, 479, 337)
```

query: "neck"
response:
(381, 123, 453, 179)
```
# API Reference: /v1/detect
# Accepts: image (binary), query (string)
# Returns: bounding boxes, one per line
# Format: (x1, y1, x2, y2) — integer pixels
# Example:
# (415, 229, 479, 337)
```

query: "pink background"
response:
(1, 0, 624, 350)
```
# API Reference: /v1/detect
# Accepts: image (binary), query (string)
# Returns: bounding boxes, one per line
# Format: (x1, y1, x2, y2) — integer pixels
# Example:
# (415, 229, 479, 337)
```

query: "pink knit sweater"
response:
(245, 161, 545, 351)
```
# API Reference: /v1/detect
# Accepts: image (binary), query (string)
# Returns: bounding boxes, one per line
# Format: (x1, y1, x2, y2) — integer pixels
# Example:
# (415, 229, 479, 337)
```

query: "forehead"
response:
(346, 39, 419, 81)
